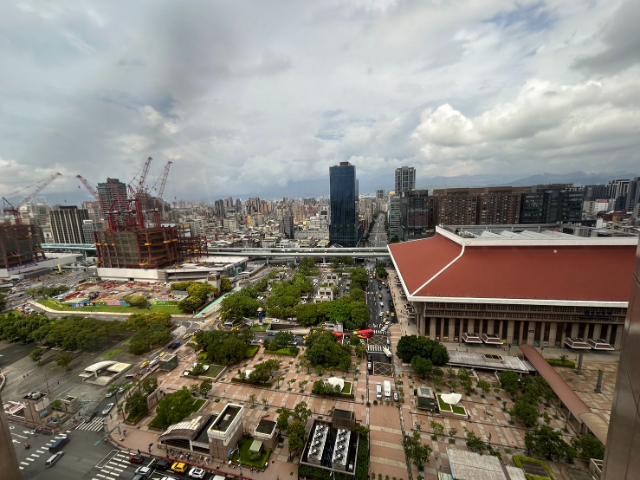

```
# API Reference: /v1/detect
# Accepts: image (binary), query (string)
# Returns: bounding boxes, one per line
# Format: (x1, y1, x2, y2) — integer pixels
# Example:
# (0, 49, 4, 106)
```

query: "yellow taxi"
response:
(159, 352, 167, 358)
(183, 332, 193, 340)
(383, 318, 388, 323)
(171, 462, 187, 473)
(386, 311, 390, 316)
(140, 361, 149, 368)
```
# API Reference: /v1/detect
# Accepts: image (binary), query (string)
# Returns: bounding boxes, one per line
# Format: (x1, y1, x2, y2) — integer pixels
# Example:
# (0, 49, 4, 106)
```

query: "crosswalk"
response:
(92, 450, 137, 480)
(18, 433, 69, 471)
(75, 417, 105, 432)
(367, 345, 384, 352)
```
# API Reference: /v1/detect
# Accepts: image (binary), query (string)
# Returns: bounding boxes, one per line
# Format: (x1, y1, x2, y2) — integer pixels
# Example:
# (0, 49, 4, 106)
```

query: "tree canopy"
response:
(396, 335, 449, 366)
(123, 312, 173, 355)
(304, 330, 351, 369)
(525, 425, 576, 462)
(153, 387, 195, 429)
(194, 329, 254, 365)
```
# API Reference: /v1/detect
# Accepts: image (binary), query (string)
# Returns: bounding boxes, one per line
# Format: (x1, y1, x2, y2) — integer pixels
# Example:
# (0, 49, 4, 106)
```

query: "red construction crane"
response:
(109, 178, 138, 231)
(149, 161, 172, 227)
(76, 175, 120, 231)
(2, 172, 62, 225)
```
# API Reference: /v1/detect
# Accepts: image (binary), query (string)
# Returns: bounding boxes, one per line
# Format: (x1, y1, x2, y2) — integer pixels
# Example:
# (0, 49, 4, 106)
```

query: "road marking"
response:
(31, 453, 40, 457)
(27, 456, 37, 461)
(12, 439, 20, 444)
(13, 433, 28, 439)
(96, 475, 106, 478)
(20, 462, 30, 466)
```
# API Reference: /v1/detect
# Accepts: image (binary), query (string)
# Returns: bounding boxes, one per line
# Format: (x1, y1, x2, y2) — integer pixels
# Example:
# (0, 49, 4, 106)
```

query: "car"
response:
(129, 454, 145, 464)
(183, 332, 193, 339)
(135, 466, 153, 477)
(140, 360, 149, 368)
(188, 467, 206, 479)
(171, 462, 187, 473)
(379, 302, 384, 307)
(393, 391, 399, 401)
(386, 311, 390, 316)
(152, 458, 171, 470)
(159, 352, 167, 358)
(379, 312, 384, 316)
(85, 411, 98, 422)
(117, 387, 125, 394)
(159, 477, 178, 480)
(102, 403, 114, 415)
(367, 361, 372, 370)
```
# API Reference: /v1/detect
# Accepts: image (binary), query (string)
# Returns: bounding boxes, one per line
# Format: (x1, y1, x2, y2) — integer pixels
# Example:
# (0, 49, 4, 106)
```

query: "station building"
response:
(388, 226, 637, 351)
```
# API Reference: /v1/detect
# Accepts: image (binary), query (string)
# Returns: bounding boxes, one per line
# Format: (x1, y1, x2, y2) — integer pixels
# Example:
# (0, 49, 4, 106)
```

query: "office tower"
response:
(82, 219, 104, 243)
(376, 190, 385, 200)
(50, 206, 89, 243)
(520, 185, 583, 224)
(388, 195, 402, 239)
(97, 178, 128, 216)
(395, 166, 416, 193)
(329, 162, 359, 247)
(601, 236, 640, 479)
(281, 212, 294, 239)
(400, 189, 429, 240)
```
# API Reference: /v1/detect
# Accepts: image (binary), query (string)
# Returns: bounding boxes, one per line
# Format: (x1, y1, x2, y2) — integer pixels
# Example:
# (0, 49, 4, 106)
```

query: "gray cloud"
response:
(0, 0, 637, 201)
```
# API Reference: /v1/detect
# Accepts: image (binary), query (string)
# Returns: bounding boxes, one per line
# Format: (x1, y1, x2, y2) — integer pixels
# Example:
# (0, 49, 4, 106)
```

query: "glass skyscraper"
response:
(329, 162, 359, 247)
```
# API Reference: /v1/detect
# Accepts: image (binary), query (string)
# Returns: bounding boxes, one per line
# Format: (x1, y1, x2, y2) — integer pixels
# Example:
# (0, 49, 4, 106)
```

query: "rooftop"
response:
(447, 351, 535, 373)
(255, 419, 276, 436)
(389, 227, 637, 307)
(447, 448, 527, 480)
(211, 404, 241, 432)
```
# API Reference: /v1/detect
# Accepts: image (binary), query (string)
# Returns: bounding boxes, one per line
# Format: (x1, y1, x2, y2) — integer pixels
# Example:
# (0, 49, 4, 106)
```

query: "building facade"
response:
(97, 178, 128, 217)
(395, 166, 416, 194)
(329, 162, 359, 247)
(520, 185, 583, 224)
(602, 236, 640, 479)
(399, 189, 429, 241)
(389, 227, 637, 351)
(50, 206, 89, 243)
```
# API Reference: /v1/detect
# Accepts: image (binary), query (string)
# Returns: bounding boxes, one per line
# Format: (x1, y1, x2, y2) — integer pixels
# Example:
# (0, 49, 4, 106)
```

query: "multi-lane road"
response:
(369, 214, 388, 248)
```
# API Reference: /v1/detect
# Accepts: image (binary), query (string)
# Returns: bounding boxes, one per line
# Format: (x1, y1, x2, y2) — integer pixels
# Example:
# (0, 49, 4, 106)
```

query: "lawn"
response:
(250, 323, 271, 332)
(342, 382, 352, 394)
(264, 347, 298, 356)
(101, 348, 122, 359)
(512, 456, 554, 480)
(245, 345, 260, 358)
(230, 436, 272, 469)
(437, 394, 466, 415)
(149, 398, 206, 429)
(201, 365, 225, 378)
(37, 298, 180, 314)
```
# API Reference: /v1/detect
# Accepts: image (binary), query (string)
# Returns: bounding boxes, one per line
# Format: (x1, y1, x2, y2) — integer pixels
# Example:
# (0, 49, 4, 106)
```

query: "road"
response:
(364, 262, 394, 368)
(369, 213, 388, 248)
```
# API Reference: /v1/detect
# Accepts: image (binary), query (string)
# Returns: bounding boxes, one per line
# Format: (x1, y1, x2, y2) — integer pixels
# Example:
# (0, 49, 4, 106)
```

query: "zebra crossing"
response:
(367, 344, 384, 352)
(76, 417, 105, 432)
(93, 450, 139, 480)
(18, 433, 69, 470)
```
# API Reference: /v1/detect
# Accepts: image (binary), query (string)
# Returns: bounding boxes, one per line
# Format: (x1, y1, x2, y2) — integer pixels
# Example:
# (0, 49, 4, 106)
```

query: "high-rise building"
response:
(281, 212, 294, 239)
(400, 189, 429, 240)
(97, 178, 128, 216)
(82, 219, 103, 243)
(50, 206, 89, 243)
(520, 185, 583, 224)
(395, 166, 416, 193)
(329, 162, 359, 247)
(601, 236, 640, 479)
(388, 195, 402, 240)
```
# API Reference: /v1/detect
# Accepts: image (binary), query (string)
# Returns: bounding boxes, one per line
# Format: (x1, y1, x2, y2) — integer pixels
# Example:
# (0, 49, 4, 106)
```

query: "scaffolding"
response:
(0, 223, 46, 270)
(94, 227, 206, 269)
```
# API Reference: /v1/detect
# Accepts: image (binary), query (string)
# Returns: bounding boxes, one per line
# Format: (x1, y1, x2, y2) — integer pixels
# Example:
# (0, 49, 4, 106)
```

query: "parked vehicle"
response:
(376, 382, 382, 399)
(102, 403, 114, 415)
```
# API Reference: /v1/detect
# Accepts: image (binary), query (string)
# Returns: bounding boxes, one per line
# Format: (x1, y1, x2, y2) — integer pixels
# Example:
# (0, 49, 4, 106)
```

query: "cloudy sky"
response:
(1, 0, 639, 201)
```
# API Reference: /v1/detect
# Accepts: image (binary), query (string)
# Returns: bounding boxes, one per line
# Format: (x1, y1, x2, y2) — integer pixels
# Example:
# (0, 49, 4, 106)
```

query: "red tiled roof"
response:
(389, 232, 636, 303)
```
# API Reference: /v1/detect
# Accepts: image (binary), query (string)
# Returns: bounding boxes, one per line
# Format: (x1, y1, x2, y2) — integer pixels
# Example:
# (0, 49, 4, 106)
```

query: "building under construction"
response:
(0, 223, 46, 270)
(94, 226, 207, 269)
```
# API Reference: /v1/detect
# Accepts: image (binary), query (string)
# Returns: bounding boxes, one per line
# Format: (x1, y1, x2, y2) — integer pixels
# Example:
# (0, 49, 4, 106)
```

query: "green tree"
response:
(355, 343, 367, 359)
(124, 295, 149, 308)
(404, 431, 432, 469)
(219, 278, 233, 293)
(464, 429, 488, 454)
(141, 377, 159, 395)
(276, 409, 290, 431)
(525, 425, 576, 462)
(287, 420, 307, 458)
(305, 330, 351, 368)
(430, 421, 444, 438)
(154, 387, 196, 428)
(477, 380, 491, 396)
(499, 371, 520, 397)
(125, 389, 148, 419)
(55, 352, 73, 371)
(512, 398, 540, 428)
(29, 347, 44, 364)
(411, 356, 434, 379)
(430, 343, 450, 366)
(199, 379, 213, 397)
(458, 369, 473, 395)
(178, 295, 204, 313)
(273, 331, 294, 349)
(571, 433, 604, 460)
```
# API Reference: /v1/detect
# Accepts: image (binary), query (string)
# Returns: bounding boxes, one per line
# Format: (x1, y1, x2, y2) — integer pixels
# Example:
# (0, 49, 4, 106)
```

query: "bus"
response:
(331, 331, 343, 341)
(354, 329, 374, 339)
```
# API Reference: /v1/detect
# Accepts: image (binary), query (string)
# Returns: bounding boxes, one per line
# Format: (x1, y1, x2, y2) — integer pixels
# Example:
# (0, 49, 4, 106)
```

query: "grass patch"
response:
(245, 345, 260, 358)
(342, 382, 352, 394)
(231, 378, 273, 388)
(122, 337, 133, 346)
(37, 298, 180, 314)
(101, 348, 122, 359)
(201, 365, 224, 378)
(230, 435, 272, 468)
(149, 398, 205, 429)
(251, 323, 271, 332)
(437, 394, 467, 415)
(546, 359, 575, 368)
(512, 456, 554, 480)
(265, 347, 299, 357)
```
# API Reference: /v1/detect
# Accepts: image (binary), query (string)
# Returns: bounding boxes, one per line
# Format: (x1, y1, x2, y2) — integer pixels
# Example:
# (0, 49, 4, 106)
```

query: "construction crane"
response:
(108, 178, 138, 231)
(126, 156, 154, 229)
(2, 172, 62, 225)
(76, 175, 120, 231)
(149, 161, 172, 227)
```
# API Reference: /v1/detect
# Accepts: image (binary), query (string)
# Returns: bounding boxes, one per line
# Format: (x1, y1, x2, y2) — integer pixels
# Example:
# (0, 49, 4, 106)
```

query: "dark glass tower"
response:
(329, 162, 359, 247)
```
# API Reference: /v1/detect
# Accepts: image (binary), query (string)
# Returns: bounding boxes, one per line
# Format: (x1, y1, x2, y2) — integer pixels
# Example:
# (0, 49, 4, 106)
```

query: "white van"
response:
(46, 451, 64, 467)
(376, 382, 382, 399)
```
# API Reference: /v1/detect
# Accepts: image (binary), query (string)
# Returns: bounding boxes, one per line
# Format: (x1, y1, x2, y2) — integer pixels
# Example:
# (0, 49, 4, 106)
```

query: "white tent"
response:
(325, 377, 345, 391)
(440, 393, 462, 405)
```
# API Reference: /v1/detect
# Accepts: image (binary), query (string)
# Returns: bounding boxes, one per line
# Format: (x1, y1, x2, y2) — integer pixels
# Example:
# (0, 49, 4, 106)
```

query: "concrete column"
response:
(487, 319, 494, 335)
(539, 322, 546, 347)
(448, 318, 454, 341)
(570, 323, 579, 339)
(560, 324, 568, 348)
(507, 321, 514, 345)
(592, 323, 601, 341)
(526, 322, 535, 346)
(429, 318, 436, 339)
(548, 322, 557, 348)
(613, 325, 623, 351)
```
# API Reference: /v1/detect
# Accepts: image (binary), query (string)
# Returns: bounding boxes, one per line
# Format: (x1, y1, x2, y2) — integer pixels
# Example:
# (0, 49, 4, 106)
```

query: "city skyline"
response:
(1, 1, 639, 201)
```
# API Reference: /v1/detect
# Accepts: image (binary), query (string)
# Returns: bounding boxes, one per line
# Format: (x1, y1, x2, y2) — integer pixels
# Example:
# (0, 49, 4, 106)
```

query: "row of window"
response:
(425, 303, 625, 315)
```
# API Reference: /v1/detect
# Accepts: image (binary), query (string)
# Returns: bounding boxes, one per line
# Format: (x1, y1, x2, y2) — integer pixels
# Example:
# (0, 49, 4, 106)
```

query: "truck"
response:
(382, 347, 392, 358)
(383, 381, 391, 399)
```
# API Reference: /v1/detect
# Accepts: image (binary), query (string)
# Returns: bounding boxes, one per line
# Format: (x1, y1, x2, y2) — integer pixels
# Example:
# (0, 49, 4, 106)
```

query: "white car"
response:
(188, 467, 206, 479)
(135, 466, 153, 477)
(102, 403, 114, 415)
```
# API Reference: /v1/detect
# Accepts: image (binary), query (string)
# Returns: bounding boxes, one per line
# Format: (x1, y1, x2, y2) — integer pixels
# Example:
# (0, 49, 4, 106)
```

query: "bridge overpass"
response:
(41, 243, 391, 258)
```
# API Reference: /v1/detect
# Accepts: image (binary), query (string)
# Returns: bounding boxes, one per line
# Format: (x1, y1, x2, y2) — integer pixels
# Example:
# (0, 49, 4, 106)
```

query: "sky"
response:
(1, 0, 639, 202)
